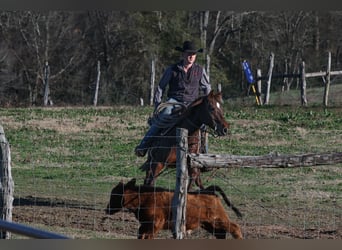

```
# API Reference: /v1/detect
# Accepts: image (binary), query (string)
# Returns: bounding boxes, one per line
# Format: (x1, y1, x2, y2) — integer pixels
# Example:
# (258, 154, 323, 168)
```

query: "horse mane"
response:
(151, 94, 206, 132)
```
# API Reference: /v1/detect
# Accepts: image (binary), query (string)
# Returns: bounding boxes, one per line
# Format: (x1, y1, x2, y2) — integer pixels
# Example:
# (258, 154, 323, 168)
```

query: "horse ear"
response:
(126, 178, 136, 187)
(216, 92, 223, 103)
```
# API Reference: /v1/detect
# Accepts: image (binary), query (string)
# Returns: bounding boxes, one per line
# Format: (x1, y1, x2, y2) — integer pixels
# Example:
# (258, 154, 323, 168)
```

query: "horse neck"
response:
(179, 105, 205, 134)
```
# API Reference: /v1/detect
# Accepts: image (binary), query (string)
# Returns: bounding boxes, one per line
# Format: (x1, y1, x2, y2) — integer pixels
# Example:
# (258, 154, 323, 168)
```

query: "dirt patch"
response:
(11, 197, 341, 239)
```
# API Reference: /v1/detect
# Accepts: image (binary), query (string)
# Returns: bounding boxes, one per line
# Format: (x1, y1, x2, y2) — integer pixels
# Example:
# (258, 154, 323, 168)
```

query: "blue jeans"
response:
(136, 98, 180, 150)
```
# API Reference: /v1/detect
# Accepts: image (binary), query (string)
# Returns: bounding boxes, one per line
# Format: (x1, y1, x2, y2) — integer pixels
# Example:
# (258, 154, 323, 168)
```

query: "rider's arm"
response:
(154, 66, 173, 108)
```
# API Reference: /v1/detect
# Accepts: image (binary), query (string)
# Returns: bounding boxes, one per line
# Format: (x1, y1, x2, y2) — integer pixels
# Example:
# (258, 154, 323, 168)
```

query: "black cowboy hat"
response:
(175, 41, 203, 53)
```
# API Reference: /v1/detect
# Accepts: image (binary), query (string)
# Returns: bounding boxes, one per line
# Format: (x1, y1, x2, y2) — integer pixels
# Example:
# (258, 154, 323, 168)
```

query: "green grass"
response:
(0, 85, 341, 238)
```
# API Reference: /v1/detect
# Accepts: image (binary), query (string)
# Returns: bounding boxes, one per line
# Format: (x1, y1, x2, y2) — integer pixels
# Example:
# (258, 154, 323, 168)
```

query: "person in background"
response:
(135, 40, 211, 157)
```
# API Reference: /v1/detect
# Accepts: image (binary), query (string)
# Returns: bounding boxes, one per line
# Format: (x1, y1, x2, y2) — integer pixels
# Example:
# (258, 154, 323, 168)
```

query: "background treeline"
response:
(0, 11, 341, 107)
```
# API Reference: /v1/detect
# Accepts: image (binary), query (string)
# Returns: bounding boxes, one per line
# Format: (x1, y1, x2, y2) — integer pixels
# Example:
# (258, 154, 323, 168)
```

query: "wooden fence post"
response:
(0, 125, 14, 239)
(256, 69, 262, 105)
(323, 52, 331, 107)
(256, 68, 263, 105)
(300, 61, 308, 106)
(172, 128, 188, 239)
(263, 52, 274, 105)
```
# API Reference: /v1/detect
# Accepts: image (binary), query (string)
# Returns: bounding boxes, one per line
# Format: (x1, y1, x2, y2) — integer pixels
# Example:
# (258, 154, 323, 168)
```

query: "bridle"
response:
(184, 99, 222, 137)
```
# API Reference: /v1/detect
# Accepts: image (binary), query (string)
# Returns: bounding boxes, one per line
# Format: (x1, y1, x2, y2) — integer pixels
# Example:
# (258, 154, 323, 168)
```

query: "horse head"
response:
(141, 91, 229, 190)
(191, 90, 229, 136)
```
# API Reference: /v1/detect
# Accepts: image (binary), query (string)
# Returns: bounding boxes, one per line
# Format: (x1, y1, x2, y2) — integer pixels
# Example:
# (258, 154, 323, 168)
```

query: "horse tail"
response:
(202, 185, 243, 219)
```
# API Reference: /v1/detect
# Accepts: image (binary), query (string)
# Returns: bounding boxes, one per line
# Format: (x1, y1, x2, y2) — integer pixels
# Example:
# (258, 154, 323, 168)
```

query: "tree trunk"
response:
(315, 13, 320, 53)
(200, 11, 230, 81)
(150, 57, 155, 106)
(200, 11, 210, 79)
(43, 61, 51, 106)
(93, 60, 101, 106)
(283, 59, 289, 91)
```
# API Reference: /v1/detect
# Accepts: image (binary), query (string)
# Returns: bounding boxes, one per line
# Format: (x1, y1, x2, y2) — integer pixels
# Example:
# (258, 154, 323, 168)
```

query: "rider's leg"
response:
(135, 99, 177, 157)
(134, 124, 160, 157)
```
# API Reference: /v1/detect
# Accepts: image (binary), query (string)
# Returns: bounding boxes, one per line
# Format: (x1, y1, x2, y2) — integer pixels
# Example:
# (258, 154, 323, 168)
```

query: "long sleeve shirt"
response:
(154, 61, 211, 108)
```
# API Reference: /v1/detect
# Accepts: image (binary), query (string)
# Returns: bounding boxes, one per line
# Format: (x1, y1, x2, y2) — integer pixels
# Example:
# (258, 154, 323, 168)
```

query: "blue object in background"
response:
(242, 60, 255, 84)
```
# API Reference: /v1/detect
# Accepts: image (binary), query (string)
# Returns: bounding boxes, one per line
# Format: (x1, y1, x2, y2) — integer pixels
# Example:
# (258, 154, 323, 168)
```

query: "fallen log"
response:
(189, 152, 342, 169)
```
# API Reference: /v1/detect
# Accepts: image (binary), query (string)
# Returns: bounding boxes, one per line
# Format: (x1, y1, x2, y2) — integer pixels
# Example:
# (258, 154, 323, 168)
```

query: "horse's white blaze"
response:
(216, 102, 221, 109)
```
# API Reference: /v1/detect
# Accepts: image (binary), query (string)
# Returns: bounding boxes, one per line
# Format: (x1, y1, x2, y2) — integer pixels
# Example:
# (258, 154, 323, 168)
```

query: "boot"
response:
(135, 124, 160, 157)
(134, 145, 148, 157)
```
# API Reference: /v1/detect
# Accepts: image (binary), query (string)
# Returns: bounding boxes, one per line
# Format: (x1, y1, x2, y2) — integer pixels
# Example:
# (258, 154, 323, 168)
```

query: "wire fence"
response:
(0, 105, 341, 239)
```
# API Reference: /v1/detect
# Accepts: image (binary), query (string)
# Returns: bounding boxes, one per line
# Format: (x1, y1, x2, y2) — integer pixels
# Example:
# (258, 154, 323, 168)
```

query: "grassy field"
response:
(0, 85, 341, 239)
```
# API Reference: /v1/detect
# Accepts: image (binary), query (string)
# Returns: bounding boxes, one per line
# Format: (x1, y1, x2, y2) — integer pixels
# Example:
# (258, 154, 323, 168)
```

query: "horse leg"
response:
(187, 167, 195, 191)
(227, 221, 243, 239)
(213, 220, 243, 239)
(144, 162, 165, 186)
(143, 161, 154, 186)
(194, 167, 204, 190)
(137, 223, 156, 239)
(202, 220, 242, 239)
(187, 167, 204, 190)
(144, 169, 154, 186)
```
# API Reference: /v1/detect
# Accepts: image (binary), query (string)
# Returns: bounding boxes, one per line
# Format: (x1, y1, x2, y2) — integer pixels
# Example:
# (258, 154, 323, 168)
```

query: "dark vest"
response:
(167, 63, 203, 103)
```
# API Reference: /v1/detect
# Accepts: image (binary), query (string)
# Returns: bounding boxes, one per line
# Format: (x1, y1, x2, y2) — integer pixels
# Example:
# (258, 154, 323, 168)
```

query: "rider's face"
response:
(183, 52, 197, 65)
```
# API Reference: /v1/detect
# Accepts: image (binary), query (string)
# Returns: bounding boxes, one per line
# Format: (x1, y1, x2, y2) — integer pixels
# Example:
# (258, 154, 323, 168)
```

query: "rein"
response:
(200, 123, 219, 138)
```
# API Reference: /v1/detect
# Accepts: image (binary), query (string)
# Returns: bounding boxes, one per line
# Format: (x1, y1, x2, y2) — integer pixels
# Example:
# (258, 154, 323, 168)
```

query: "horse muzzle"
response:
(215, 124, 229, 136)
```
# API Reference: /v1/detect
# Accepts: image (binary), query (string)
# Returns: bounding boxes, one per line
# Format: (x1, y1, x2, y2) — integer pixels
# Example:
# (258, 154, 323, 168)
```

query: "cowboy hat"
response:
(175, 41, 203, 53)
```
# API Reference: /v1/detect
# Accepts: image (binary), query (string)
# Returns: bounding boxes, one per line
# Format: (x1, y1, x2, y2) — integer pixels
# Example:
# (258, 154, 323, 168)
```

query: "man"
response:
(135, 40, 211, 157)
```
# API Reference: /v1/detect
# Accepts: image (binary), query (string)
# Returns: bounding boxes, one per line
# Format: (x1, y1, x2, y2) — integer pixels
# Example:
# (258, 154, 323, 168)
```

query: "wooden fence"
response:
(0, 125, 68, 239)
(253, 52, 342, 106)
(0, 125, 14, 239)
(172, 128, 342, 239)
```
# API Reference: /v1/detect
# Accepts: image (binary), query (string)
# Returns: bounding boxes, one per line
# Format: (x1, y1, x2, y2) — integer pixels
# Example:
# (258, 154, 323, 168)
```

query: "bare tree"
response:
(0, 11, 80, 106)
(269, 11, 313, 90)
(199, 11, 235, 81)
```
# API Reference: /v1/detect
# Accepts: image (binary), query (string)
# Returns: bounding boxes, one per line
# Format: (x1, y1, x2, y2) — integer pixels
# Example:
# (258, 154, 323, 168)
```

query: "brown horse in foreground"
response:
(140, 91, 230, 190)
(105, 178, 243, 239)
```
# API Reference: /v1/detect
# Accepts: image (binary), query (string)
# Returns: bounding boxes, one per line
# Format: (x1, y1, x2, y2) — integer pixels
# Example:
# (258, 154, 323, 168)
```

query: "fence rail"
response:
(253, 51, 342, 107)
(189, 152, 342, 169)
(0, 219, 69, 239)
(173, 128, 342, 239)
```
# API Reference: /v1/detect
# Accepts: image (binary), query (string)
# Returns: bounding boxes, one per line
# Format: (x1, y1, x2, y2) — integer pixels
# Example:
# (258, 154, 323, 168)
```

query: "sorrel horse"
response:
(105, 178, 243, 239)
(139, 90, 230, 190)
